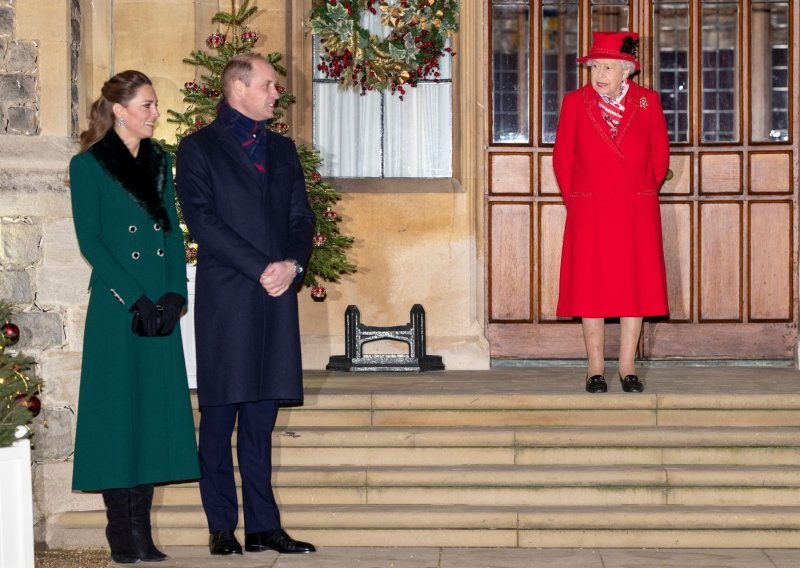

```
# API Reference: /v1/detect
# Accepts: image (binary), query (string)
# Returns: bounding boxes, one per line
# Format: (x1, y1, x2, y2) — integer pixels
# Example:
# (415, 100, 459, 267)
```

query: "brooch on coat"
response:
(639, 97, 648, 109)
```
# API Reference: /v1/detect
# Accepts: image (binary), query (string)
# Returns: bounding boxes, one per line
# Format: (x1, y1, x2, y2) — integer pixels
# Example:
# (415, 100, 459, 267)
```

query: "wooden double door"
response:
(486, 0, 799, 360)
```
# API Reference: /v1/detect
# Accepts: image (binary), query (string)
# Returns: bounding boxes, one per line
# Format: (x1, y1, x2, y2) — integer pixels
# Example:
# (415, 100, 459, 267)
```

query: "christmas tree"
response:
(0, 300, 42, 448)
(160, 0, 355, 301)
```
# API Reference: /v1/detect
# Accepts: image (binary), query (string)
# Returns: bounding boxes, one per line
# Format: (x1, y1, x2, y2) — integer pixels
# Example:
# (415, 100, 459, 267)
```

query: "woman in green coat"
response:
(69, 70, 199, 564)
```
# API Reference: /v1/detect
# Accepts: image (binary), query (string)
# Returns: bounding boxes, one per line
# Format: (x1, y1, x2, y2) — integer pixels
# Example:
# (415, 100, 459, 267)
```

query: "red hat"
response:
(577, 32, 640, 71)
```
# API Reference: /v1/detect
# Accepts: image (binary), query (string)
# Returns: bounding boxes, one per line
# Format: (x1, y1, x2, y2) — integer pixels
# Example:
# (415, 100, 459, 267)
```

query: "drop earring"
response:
(118, 117, 125, 128)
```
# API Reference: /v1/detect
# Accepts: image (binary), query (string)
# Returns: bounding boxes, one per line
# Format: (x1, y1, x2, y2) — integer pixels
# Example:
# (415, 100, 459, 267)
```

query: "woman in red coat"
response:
(553, 32, 670, 393)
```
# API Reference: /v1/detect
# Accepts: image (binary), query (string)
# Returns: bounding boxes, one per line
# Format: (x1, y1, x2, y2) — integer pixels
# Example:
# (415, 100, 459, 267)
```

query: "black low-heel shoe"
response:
(244, 529, 316, 554)
(620, 374, 644, 392)
(209, 529, 242, 555)
(585, 375, 608, 393)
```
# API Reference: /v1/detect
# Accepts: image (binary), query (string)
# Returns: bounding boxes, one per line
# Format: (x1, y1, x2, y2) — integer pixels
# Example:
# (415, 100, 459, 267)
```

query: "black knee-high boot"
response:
(102, 489, 139, 564)
(130, 484, 168, 562)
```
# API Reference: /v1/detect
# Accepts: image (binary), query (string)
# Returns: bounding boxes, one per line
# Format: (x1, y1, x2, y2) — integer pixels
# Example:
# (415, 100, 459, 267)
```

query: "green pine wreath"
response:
(309, 0, 459, 98)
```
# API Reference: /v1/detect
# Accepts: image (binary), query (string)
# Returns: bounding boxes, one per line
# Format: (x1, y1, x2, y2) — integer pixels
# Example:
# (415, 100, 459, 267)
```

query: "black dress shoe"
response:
(245, 528, 316, 554)
(620, 374, 645, 392)
(585, 374, 608, 393)
(209, 529, 243, 555)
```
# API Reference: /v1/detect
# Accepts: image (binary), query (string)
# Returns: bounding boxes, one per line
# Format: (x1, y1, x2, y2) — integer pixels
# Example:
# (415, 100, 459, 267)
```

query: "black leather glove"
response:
(155, 292, 186, 336)
(130, 295, 162, 337)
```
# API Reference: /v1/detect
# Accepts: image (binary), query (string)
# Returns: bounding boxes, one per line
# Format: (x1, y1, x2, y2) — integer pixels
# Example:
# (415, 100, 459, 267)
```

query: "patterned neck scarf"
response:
(597, 80, 629, 139)
(217, 99, 268, 176)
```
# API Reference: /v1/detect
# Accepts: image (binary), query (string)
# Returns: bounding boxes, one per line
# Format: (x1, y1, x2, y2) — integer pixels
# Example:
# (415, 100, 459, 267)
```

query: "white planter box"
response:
(180, 264, 197, 389)
(0, 437, 34, 568)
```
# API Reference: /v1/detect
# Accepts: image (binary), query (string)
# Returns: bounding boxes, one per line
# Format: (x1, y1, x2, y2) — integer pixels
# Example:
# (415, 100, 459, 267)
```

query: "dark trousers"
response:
(198, 399, 281, 534)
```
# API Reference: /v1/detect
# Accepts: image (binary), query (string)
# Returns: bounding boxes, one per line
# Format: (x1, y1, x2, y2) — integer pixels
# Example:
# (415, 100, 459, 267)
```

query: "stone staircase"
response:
(51, 368, 800, 548)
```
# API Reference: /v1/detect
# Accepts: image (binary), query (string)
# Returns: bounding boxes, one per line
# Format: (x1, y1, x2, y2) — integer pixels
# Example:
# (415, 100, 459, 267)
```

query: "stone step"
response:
(51, 370, 800, 550)
(193, 393, 800, 428)
(266, 426, 800, 466)
(154, 464, 800, 507)
(51, 504, 800, 549)
(319, 405, 800, 428)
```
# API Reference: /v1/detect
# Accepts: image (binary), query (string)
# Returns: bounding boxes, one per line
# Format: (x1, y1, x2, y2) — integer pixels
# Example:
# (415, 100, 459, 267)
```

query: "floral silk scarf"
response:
(597, 80, 629, 139)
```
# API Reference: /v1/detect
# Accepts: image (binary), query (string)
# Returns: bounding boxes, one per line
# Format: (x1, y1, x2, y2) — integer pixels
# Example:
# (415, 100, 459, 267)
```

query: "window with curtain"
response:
(312, 12, 453, 179)
(750, 0, 789, 142)
(701, 0, 740, 143)
(653, 1, 690, 143)
(590, 0, 629, 31)
(541, 0, 579, 144)
(491, 0, 531, 143)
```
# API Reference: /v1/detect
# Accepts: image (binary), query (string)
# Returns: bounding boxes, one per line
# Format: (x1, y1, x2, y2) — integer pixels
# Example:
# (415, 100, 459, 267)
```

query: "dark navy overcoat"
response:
(176, 119, 315, 408)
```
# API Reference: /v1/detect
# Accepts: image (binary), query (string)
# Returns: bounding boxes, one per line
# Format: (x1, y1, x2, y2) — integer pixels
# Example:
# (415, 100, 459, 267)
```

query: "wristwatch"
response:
(286, 258, 303, 275)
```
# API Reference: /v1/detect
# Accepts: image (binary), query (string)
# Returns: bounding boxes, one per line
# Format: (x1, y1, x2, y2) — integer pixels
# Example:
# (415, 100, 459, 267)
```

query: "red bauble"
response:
(2, 321, 20, 346)
(15, 393, 41, 417)
(184, 81, 199, 91)
(26, 395, 41, 417)
(324, 207, 337, 220)
(311, 286, 327, 301)
(241, 28, 258, 44)
(312, 234, 327, 247)
(312, 171, 322, 183)
(206, 32, 226, 48)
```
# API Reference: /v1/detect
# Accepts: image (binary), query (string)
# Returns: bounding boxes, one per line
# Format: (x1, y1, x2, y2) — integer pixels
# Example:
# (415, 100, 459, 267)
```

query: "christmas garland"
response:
(309, 0, 459, 97)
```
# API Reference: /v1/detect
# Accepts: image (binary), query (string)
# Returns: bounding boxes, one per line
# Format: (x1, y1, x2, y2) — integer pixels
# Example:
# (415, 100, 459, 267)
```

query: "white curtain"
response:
(384, 83, 452, 177)
(314, 85, 382, 177)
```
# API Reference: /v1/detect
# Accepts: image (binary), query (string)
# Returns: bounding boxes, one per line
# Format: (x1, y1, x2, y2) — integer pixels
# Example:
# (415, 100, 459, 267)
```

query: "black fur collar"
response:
(89, 129, 171, 233)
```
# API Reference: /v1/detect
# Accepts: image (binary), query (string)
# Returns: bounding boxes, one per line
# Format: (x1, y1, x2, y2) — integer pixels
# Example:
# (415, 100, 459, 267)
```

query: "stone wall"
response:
(0, 1, 89, 541)
(0, 0, 38, 134)
(0, 134, 86, 542)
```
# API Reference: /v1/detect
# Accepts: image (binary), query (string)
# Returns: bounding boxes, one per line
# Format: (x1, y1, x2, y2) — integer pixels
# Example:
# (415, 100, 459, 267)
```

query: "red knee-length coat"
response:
(553, 82, 670, 317)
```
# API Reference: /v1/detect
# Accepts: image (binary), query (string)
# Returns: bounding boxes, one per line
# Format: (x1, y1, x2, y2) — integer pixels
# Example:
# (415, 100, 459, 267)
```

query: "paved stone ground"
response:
(34, 547, 800, 567)
(34, 547, 108, 567)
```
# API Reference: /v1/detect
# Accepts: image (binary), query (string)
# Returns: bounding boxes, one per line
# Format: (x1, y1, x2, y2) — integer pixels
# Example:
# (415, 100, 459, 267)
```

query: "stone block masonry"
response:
(0, 267, 33, 303)
(0, 0, 39, 135)
(1, 132, 79, 546)
(0, 6, 12, 36)
(0, 217, 41, 266)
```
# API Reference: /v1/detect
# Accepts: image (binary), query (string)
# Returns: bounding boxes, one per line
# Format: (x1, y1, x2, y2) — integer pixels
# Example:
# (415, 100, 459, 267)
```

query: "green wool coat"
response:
(69, 132, 199, 491)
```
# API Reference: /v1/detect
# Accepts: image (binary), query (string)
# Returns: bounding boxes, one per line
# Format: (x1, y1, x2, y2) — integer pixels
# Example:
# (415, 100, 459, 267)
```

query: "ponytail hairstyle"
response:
(79, 70, 153, 152)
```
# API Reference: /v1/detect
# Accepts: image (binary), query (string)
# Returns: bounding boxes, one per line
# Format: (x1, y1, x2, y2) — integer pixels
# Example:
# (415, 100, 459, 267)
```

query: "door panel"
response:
(486, 0, 799, 360)
(489, 203, 533, 321)
(749, 202, 793, 321)
(663, 154, 693, 196)
(750, 152, 793, 194)
(538, 202, 566, 320)
(661, 202, 693, 322)
(699, 153, 743, 195)
(699, 202, 743, 322)
(490, 153, 534, 195)
(646, 322, 795, 358)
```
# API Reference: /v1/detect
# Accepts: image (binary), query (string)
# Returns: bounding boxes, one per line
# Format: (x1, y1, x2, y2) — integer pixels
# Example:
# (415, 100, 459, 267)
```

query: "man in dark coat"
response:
(176, 54, 316, 556)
